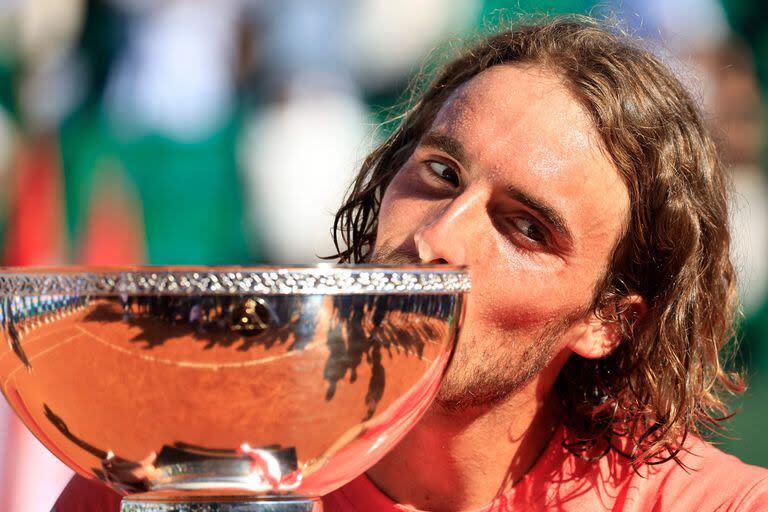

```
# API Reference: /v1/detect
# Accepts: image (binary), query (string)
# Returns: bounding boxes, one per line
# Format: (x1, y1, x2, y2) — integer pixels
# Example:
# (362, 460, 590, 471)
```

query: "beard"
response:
(433, 315, 576, 412)
(370, 241, 586, 412)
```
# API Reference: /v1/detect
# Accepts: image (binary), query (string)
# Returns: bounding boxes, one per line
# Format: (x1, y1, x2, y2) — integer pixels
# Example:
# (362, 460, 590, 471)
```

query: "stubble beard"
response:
(370, 242, 584, 413)
(434, 318, 570, 412)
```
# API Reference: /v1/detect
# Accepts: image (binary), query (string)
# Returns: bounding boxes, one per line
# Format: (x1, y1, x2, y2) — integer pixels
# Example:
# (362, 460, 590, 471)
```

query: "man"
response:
(56, 16, 768, 511)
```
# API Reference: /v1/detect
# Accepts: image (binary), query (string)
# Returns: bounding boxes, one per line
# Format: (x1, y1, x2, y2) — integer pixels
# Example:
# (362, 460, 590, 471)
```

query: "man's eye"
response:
(510, 216, 547, 244)
(427, 161, 460, 187)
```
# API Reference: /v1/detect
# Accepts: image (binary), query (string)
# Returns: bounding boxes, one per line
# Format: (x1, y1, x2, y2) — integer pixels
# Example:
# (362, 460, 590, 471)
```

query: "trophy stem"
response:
(120, 496, 322, 512)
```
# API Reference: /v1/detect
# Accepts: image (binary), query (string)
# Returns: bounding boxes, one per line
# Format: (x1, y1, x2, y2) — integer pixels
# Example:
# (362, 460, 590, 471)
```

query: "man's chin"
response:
(431, 354, 549, 413)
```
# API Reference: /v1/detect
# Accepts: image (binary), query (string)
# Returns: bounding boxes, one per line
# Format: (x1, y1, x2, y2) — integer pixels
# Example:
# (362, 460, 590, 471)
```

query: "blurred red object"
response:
(80, 167, 145, 265)
(3, 136, 65, 266)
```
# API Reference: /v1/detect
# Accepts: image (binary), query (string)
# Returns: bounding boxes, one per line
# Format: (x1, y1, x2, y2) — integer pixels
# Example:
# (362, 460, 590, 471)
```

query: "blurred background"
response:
(0, 0, 766, 510)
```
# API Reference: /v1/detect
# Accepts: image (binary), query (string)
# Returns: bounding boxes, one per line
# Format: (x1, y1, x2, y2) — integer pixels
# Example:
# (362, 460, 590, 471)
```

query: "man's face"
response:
(371, 64, 630, 409)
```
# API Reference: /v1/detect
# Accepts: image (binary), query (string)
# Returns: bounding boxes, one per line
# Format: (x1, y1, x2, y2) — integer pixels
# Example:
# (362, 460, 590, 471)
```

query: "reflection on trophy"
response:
(0, 266, 468, 511)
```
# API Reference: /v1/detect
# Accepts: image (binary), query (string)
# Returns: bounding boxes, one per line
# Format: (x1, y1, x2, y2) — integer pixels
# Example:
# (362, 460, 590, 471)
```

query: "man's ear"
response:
(568, 294, 647, 359)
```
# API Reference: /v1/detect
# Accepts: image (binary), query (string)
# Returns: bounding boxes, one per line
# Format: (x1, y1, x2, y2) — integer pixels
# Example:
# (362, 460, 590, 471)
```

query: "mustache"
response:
(368, 244, 421, 265)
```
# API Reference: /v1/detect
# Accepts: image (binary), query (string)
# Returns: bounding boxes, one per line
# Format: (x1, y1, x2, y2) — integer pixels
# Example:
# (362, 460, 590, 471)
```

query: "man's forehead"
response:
(431, 64, 599, 158)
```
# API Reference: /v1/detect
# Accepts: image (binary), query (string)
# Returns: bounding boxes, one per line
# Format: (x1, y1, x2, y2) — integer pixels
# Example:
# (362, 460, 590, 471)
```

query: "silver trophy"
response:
(0, 266, 468, 511)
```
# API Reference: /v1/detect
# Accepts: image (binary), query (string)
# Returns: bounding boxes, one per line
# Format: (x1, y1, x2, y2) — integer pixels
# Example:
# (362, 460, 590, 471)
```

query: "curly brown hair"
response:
(328, 16, 745, 466)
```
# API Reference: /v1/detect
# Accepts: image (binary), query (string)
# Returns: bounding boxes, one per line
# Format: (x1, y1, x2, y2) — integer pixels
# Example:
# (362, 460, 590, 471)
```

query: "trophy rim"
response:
(0, 264, 470, 296)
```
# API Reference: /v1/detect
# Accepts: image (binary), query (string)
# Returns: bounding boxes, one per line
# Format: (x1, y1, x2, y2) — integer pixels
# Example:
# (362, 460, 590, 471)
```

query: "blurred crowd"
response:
(0, 1, 767, 510)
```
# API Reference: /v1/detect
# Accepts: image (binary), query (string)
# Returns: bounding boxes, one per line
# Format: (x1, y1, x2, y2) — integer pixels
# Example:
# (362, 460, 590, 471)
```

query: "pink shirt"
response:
(55, 429, 768, 511)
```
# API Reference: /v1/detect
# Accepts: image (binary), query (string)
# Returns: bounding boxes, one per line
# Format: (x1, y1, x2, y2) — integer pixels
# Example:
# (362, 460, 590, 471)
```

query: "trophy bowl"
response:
(0, 265, 468, 511)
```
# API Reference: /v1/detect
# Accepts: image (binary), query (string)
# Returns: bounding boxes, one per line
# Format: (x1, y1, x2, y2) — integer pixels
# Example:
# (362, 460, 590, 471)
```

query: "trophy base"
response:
(120, 496, 322, 512)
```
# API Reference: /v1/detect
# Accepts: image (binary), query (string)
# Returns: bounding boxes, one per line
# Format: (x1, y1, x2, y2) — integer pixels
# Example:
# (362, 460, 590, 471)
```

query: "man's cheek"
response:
(465, 283, 555, 334)
(379, 194, 433, 240)
(376, 199, 399, 239)
(376, 206, 412, 249)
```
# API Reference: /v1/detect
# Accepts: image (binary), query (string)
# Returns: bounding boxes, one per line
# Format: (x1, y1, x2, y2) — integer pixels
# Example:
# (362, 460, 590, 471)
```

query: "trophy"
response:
(0, 266, 468, 511)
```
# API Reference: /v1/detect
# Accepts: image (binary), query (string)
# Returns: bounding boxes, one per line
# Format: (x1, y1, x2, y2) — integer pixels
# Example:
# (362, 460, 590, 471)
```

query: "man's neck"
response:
(366, 380, 561, 512)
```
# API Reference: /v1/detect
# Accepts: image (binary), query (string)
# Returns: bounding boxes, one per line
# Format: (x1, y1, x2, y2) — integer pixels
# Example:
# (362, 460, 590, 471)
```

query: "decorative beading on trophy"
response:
(0, 267, 471, 296)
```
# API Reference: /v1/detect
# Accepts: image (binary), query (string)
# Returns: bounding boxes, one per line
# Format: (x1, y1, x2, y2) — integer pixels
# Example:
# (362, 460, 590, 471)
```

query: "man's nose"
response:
(414, 190, 485, 266)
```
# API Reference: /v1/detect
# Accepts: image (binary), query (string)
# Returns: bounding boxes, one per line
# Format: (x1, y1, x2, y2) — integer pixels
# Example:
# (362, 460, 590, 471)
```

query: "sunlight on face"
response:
(373, 64, 630, 409)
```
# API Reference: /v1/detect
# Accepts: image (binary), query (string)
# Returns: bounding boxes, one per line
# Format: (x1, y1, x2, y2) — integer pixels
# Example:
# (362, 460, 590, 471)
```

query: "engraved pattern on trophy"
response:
(0, 267, 467, 511)
(0, 269, 470, 296)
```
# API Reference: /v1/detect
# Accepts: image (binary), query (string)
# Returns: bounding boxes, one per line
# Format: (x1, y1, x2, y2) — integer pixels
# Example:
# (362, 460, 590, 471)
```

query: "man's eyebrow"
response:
(420, 132, 468, 165)
(506, 185, 574, 245)
(421, 131, 573, 246)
